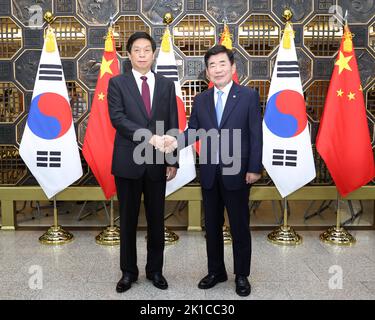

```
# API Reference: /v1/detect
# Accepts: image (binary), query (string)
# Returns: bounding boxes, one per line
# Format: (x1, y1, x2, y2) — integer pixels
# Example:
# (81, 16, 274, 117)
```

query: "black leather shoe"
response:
(116, 273, 137, 293)
(235, 276, 251, 297)
(198, 273, 228, 289)
(146, 272, 168, 290)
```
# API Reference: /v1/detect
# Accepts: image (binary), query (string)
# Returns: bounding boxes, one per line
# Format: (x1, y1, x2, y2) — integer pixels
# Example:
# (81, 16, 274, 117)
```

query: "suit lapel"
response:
(124, 72, 150, 120)
(219, 83, 240, 128)
(150, 72, 160, 119)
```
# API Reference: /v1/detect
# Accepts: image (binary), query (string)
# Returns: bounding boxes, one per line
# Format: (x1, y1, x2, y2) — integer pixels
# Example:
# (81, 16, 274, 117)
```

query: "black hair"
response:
(204, 45, 234, 67)
(126, 32, 156, 53)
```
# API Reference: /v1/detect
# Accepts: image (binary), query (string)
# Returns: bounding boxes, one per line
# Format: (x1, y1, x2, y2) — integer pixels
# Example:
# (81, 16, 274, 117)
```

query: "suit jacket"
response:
(185, 82, 262, 190)
(108, 71, 178, 181)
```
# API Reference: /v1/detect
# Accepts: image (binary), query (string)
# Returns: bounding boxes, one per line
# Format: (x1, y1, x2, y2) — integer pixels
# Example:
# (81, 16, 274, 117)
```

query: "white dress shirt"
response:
(132, 69, 155, 109)
(213, 80, 233, 112)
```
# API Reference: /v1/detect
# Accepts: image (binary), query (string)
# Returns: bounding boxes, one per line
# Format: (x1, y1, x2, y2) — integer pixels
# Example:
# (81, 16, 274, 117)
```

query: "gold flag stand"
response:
(223, 225, 232, 244)
(164, 227, 179, 244)
(96, 197, 120, 245)
(267, 198, 302, 245)
(39, 197, 74, 244)
(147, 227, 179, 245)
(223, 208, 232, 244)
(320, 193, 356, 245)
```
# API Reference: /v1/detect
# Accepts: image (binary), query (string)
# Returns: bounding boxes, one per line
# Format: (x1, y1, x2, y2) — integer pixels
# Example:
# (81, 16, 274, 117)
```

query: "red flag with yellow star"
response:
(82, 28, 119, 199)
(316, 25, 375, 197)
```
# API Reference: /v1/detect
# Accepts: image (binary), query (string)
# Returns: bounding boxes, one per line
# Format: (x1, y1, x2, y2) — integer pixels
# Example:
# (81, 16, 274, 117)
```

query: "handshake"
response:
(149, 135, 178, 153)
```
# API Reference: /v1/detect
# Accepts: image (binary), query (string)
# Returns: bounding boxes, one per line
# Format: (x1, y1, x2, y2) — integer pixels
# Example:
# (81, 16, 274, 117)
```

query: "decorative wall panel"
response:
(0, 0, 373, 188)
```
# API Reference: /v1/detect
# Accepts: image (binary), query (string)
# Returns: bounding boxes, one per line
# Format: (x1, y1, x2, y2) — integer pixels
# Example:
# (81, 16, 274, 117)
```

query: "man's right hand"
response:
(148, 135, 177, 153)
(163, 135, 177, 153)
(149, 135, 165, 151)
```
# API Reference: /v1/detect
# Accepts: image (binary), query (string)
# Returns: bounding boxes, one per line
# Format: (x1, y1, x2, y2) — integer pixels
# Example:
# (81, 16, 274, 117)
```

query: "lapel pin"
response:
(233, 95, 236, 98)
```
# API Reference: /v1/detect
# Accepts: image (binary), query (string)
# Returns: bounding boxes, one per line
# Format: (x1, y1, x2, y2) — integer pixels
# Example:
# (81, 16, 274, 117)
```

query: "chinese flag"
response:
(316, 25, 375, 197)
(82, 28, 119, 199)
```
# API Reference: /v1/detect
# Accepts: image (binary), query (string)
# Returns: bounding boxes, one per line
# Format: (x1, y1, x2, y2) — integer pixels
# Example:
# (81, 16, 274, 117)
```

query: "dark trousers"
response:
(202, 166, 251, 276)
(115, 173, 166, 277)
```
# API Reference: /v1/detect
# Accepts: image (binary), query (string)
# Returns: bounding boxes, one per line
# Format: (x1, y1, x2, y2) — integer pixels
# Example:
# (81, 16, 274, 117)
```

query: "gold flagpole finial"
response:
(44, 11, 55, 24)
(344, 9, 348, 27)
(282, 8, 294, 49)
(221, 17, 229, 30)
(282, 8, 293, 22)
(163, 13, 173, 26)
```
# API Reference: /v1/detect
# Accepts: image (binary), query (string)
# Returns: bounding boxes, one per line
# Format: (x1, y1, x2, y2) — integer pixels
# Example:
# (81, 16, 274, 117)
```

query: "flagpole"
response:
(319, 12, 356, 246)
(96, 196, 120, 245)
(336, 193, 341, 230)
(110, 197, 114, 229)
(267, 196, 302, 245)
(159, 12, 179, 245)
(283, 197, 288, 229)
(53, 196, 58, 228)
(320, 191, 356, 245)
(39, 195, 74, 245)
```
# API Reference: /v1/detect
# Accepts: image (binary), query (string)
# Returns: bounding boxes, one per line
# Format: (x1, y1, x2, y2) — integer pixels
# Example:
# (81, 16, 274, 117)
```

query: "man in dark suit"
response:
(107, 32, 178, 293)
(166, 45, 262, 296)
